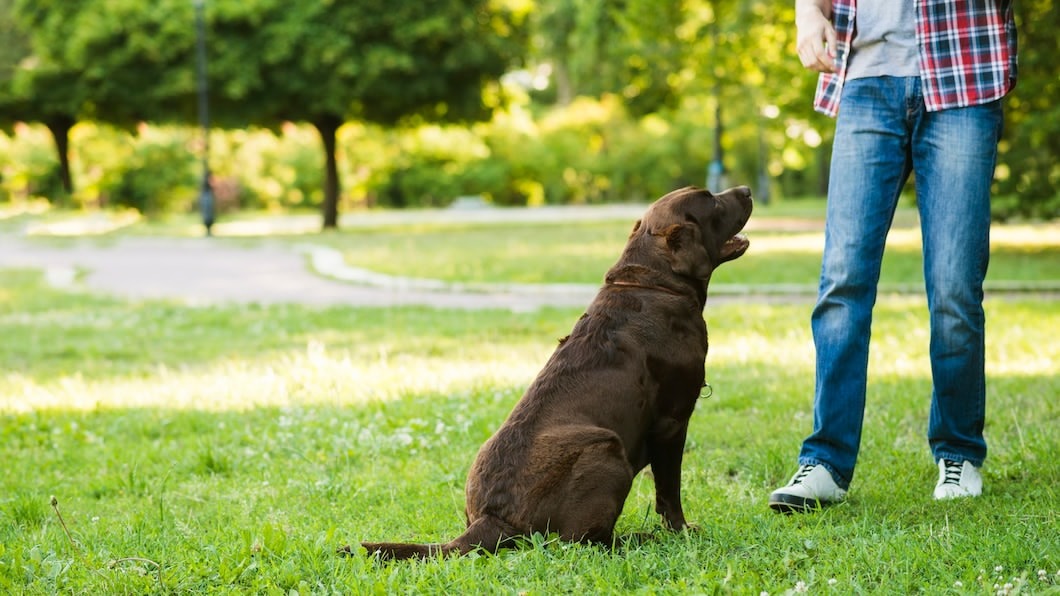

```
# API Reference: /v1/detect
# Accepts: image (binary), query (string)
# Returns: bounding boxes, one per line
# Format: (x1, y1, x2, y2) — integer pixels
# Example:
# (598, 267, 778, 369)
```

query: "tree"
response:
(2, 0, 527, 227)
(0, 0, 88, 198)
(530, 0, 686, 114)
(2, 0, 202, 198)
(995, 0, 1060, 218)
(206, 0, 527, 228)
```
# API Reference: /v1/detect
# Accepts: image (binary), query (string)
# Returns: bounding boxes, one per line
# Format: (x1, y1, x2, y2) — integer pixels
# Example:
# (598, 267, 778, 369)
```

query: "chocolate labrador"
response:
(351, 186, 752, 559)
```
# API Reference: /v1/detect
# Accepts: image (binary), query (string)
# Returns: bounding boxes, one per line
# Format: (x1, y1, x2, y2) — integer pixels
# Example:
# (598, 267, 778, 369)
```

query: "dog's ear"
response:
(662, 223, 713, 279)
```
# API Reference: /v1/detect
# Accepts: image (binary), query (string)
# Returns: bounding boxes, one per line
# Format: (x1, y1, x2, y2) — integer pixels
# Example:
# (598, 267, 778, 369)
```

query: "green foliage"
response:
(0, 124, 64, 202)
(1, 0, 1057, 219)
(68, 122, 137, 209)
(105, 129, 198, 215)
(221, 125, 326, 211)
(993, 0, 1060, 219)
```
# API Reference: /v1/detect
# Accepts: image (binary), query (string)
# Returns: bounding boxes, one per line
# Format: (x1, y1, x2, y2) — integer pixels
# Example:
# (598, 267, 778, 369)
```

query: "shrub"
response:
(100, 126, 198, 216)
(0, 123, 66, 204)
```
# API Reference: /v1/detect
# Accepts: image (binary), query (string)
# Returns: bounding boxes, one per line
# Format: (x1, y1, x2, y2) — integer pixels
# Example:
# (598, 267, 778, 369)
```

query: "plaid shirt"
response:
(814, 0, 1018, 116)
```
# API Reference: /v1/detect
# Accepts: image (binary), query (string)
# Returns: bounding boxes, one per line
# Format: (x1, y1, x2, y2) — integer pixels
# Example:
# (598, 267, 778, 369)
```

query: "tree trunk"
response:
(314, 116, 342, 230)
(45, 116, 76, 201)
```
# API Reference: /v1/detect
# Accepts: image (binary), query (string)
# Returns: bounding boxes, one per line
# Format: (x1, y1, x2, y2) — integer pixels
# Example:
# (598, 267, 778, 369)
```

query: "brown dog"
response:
(353, 186, 752, 559)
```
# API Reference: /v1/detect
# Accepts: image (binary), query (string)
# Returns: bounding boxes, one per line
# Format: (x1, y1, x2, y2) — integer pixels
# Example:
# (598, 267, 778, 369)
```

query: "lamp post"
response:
(706, 20, 726, 192)
(194, 0, 215, 236)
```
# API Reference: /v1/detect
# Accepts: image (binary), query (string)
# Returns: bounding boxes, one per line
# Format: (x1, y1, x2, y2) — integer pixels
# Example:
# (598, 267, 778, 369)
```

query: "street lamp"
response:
(706, 20, 726, 192)
(194, 0, 215, 236)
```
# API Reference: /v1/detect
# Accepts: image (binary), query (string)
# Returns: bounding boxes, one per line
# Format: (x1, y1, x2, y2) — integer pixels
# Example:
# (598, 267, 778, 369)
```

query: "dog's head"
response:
(628, 186, 752, 282)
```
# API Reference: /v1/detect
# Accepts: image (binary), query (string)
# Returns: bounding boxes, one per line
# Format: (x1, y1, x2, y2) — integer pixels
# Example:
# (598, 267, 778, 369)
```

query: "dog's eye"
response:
(684, 213, 700, 225)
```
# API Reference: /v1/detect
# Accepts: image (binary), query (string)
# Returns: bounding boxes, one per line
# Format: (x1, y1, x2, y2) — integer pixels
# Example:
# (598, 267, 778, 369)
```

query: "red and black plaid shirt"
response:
(814, 0, 1018, 116)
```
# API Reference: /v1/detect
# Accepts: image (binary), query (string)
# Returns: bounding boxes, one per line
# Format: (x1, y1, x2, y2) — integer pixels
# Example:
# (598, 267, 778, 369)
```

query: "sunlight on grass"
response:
(23, 209, 141, 236)
(8, 298, 1052, 416)
(1, 340, 545, 413)
(0, 199, 50, 219)
(742, 232, 823, 254)
(741, 222, 1060, 255)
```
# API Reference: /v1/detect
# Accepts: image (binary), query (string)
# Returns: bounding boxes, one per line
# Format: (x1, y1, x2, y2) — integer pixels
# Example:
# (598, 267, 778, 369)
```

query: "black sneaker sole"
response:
(768, 492, 823, 514)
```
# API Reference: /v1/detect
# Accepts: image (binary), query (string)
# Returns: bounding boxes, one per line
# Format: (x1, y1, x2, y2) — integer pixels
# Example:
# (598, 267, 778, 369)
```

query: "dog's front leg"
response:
(648, 421, 690, 530)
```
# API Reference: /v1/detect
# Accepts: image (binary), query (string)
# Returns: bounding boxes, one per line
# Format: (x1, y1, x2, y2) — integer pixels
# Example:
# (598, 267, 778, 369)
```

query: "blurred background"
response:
(1, 0, 1056, 230)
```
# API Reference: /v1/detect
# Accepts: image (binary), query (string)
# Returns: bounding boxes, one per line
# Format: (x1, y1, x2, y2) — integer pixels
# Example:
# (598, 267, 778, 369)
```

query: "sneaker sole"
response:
(768, 492, 824, 514)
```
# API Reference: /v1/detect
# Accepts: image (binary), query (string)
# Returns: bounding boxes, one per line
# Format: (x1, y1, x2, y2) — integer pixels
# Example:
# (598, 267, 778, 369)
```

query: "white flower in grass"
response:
(828, 578, 837, 587)
(794, 580, 808, 593)
(954, 581, 963, 588)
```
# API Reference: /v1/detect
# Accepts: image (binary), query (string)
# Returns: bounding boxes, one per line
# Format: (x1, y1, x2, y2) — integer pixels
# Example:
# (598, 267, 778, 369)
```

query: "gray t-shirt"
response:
(846, 0, 920, 79)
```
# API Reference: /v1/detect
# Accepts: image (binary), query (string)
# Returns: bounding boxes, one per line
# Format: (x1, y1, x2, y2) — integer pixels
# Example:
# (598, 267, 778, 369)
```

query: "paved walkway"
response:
(0, 234, 616, 310)
(0, 207, 704, 310)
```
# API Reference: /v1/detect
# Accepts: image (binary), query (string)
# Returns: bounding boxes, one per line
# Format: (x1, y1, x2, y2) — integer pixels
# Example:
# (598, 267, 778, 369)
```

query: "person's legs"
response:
(795, 77, 915, 489)
(771, 77, 918, 514)
(912, 99, 1002, 473)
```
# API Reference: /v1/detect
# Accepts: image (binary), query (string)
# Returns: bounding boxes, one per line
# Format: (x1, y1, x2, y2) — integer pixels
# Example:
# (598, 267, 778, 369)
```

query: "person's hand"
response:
(795, 4, 837, 73)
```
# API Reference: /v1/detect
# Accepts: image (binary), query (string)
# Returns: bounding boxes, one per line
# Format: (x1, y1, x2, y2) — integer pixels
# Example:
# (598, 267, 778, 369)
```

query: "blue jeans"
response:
(798, 77, 1003, 488)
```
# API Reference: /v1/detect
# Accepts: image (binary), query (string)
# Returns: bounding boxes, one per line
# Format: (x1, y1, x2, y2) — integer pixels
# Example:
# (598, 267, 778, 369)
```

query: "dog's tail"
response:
(355, 541, 453, 560)
(353, 516, 513, 561)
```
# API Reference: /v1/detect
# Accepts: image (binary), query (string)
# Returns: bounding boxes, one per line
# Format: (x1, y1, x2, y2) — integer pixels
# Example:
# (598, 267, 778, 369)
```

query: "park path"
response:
(4, 208, 1050, 310)
(4, 206, 808, 311)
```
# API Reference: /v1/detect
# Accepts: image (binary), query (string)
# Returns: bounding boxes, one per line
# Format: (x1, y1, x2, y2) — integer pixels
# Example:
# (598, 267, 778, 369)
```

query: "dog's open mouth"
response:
(720, 233, 750, 262)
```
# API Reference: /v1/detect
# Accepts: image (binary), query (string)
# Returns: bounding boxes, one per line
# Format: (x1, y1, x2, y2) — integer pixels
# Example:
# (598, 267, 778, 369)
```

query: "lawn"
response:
(297, 203, 1059, 293)
(1, 205, 1058, 594)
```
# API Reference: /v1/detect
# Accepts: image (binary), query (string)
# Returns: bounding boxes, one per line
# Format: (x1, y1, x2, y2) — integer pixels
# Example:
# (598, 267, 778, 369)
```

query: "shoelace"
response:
(940, 459, 963, 485)
(791, 464, 816, 485)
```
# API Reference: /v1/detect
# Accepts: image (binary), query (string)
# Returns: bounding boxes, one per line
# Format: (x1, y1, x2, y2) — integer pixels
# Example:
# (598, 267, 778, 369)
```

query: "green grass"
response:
(1, 265, 1058, 594)
(320, 220, 1060, 292)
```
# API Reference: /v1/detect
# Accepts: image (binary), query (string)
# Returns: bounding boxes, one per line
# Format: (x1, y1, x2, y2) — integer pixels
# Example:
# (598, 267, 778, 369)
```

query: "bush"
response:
(100, 126, 198, 216)
(220, 125, 323, 211)
(0, 123, 66, 203)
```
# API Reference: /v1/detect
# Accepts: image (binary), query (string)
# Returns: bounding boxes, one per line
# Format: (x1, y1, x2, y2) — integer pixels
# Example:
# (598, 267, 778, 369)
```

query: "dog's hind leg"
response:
(545, 437, 635, 547)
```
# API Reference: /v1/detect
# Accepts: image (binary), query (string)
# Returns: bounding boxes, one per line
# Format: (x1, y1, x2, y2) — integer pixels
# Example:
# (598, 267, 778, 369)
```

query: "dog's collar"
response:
(607, 280, 687, 297)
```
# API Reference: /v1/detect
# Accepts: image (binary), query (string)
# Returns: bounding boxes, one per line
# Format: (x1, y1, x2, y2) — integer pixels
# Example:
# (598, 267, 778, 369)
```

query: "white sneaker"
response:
(769, 464, 847, 513)
(933, 459, 982, 500)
